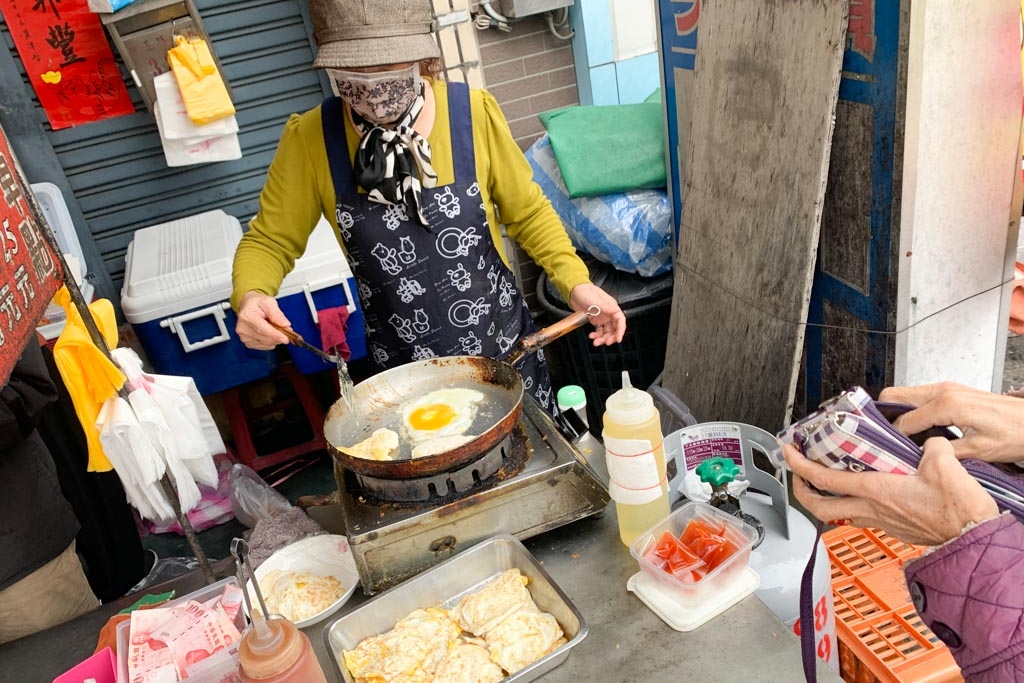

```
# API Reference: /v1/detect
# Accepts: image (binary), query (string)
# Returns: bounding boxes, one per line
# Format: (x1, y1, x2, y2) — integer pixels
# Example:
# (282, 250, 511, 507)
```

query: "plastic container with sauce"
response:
(238, 611, 328, 683)
(601, 371, 671, 546)
(630, 501, 758, 611)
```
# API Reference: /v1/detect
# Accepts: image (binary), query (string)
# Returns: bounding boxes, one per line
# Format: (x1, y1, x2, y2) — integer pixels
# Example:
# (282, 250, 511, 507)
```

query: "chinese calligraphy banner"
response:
(0, 124, 63, 384)
(0, 0, 133, 129)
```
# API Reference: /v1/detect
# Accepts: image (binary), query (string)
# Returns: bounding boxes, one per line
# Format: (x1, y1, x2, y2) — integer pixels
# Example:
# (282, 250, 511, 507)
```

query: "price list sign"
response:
(0, 0, 134, 129)
(0, 125, 63, 383)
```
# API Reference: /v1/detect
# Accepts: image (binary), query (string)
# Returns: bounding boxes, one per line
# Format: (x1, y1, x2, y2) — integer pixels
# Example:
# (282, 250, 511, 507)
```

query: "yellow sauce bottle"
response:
(602, 371, 671, 547)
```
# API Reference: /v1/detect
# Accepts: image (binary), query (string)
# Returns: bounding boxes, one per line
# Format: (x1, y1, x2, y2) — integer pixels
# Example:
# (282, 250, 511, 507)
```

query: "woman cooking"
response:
(231, 0, 625, 412)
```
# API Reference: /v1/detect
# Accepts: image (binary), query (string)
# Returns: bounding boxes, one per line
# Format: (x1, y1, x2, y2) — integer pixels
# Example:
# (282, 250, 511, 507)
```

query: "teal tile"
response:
(591, 64, 620, 106)
(616, 52, 661, 104)
(577, 0, 614, 66)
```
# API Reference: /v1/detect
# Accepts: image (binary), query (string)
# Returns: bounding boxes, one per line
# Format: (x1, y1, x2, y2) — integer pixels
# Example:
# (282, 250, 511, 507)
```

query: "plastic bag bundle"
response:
(166, 35, 235, 126)
(526, 135, 673, 277)
(96, 348, 226, 522)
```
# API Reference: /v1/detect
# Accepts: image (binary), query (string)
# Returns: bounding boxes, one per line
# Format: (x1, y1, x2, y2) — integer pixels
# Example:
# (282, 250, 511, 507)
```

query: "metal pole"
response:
(24, 186, 217, 585)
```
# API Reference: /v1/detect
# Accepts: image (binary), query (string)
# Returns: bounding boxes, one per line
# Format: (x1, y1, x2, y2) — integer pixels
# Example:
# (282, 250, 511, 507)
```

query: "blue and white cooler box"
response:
(121, 210, 278, 396)
(276, 217, 365, 374)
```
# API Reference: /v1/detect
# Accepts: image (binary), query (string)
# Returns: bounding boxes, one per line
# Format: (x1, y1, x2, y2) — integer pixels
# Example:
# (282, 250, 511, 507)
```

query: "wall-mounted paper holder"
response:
(101, 0, 232, 114)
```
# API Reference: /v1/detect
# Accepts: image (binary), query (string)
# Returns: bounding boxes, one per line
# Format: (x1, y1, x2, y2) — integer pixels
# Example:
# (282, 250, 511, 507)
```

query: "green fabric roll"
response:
(538, 102, 666, 198)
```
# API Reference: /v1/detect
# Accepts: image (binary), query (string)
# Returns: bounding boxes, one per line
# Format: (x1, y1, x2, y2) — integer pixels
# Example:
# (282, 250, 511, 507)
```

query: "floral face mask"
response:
(328, 64, 421, 125)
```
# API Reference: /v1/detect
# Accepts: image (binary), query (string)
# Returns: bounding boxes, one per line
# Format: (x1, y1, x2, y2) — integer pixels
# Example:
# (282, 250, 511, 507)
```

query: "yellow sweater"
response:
(232, 79, 588, 310)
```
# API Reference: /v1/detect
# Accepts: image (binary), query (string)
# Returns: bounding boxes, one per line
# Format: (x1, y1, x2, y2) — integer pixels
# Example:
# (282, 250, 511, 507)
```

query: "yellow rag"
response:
(52, 286, 124, 472)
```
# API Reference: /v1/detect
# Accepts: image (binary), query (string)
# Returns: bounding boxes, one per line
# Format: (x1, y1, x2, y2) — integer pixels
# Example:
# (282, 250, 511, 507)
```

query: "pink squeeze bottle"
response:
(237, 612, 328, 683)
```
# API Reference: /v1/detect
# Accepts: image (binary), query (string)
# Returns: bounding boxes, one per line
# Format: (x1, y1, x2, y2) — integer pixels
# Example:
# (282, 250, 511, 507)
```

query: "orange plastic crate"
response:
(823, 527, 964, 683)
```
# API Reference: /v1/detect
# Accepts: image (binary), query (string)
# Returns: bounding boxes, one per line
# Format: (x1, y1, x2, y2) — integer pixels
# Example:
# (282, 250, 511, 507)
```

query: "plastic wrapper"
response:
(228, 463, 293, 528)
(526, 135, 673, 277)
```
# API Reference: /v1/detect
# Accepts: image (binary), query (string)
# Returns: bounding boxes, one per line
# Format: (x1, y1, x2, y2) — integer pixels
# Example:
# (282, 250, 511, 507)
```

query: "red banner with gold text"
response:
(0, 0, 134, 129)
(0, 124, 63, 384)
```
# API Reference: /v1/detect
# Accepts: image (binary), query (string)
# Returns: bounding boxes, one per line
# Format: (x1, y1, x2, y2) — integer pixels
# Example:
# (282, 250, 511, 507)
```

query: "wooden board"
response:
(661, 0, 848, 430)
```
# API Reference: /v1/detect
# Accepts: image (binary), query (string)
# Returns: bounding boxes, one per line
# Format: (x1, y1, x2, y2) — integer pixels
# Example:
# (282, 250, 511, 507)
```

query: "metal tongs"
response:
(231, 537, 273, 634)
(268, 321, 357, 414)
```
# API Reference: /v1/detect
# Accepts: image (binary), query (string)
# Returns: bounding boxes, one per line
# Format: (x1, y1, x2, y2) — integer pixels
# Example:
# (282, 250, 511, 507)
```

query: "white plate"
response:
(247, 534, 360, 628)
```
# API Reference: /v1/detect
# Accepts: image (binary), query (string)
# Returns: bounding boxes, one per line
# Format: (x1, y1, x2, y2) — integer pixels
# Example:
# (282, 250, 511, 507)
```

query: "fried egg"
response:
(410, 435, 475, 460)
(401, 388, 485, 445)
(258, 570, 344, 623)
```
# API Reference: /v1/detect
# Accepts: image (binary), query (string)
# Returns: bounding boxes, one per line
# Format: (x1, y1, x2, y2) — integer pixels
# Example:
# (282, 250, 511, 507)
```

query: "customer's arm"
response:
(784, 438, 999, 546)
(880, 382, 1024, 464)
(903, 514, 1024, 682)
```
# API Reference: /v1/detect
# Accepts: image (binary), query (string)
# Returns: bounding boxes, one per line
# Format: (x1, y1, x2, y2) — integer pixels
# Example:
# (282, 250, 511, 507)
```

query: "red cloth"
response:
(319, 306, 352, 361)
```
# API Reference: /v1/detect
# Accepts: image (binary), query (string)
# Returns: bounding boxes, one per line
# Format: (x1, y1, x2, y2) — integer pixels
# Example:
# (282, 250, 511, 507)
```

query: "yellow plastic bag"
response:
(167, 35, 235, 126)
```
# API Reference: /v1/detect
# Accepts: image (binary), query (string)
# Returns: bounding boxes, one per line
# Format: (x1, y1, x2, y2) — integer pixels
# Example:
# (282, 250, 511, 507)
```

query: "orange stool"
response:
(220, 362, 326, 473)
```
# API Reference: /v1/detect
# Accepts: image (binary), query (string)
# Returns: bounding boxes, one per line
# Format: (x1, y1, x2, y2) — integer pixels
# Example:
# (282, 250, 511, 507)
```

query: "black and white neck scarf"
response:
(350, 83, 438, 228)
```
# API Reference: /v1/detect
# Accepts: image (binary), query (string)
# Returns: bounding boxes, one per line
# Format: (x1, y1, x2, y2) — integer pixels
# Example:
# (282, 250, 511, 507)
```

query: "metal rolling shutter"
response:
(1, 0, 327, 308)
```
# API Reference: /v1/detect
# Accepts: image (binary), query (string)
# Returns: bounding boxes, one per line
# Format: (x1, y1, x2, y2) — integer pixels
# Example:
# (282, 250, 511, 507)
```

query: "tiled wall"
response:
(570, 0, 661, 105)
(476, 15, 580, 151)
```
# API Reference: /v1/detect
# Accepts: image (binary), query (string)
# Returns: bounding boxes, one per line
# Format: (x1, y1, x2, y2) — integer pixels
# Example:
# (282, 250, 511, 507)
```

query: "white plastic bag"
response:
(228, 464, 293, 528)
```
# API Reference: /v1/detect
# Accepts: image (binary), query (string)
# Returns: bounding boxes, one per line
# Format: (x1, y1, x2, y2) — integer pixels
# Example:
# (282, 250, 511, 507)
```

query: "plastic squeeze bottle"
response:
(602, 371, 671, 547)
(557, 384, 589, 427)
(237, 611, 328, 683)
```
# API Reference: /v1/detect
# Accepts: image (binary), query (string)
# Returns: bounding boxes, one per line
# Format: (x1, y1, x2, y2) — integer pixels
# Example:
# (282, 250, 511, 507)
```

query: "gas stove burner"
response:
(348, 426, 529, 504)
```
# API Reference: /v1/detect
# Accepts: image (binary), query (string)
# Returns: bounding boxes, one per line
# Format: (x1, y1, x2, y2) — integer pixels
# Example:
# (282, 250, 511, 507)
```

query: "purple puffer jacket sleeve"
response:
(903, 513, 1024, 682)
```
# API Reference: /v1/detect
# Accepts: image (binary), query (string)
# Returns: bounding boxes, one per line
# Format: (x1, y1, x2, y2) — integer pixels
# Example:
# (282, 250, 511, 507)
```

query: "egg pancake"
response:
(452, 569, 533, 636)
(484, 606, 565, 675)
(346, 428, 400, 461)
(343, 607, 460, 682)
(432, 640, 505, 683)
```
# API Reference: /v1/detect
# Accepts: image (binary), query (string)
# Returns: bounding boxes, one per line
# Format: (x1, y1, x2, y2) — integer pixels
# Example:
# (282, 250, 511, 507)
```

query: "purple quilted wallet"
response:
(774, 386, 1024, 521)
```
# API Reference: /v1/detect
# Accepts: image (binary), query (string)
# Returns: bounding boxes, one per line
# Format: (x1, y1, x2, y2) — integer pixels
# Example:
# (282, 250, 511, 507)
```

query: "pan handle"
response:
(506, 306, 599, 366)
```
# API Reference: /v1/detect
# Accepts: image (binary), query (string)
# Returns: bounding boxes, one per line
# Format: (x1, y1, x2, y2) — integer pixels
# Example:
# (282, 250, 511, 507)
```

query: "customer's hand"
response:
(236, 291, 292, 350)
(784, 440, 1000, 546)
(569, 283, 626, 346)
(880, 382, 1024, 464)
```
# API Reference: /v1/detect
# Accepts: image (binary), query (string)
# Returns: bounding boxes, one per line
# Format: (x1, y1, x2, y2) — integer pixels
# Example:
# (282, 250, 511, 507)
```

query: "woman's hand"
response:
(569, 283, 626, 346)
(784, 440, 999, 546)
(236, 291, 292, 350)
(880, 382, 1024, 464)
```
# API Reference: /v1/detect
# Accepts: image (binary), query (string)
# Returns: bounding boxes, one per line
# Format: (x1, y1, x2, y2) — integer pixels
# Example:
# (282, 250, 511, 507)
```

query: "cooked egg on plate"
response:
(401, 388, 485, 445)
(259, 569, 344, 623)
(248, 535, 359, 628)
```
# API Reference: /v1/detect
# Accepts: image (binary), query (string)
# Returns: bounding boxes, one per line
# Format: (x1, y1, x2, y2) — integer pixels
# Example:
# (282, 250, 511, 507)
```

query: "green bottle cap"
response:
(695, 457, 741, 487)
(557, 385, 586, 409)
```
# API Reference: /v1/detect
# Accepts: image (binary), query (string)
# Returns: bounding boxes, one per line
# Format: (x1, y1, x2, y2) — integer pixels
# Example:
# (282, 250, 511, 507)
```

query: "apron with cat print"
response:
(321, 83, 554, 412)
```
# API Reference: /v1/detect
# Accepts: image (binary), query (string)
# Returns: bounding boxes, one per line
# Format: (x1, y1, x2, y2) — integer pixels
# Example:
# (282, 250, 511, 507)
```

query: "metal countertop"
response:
(0, 507, 843, 683)
(311, 504, 843, 683)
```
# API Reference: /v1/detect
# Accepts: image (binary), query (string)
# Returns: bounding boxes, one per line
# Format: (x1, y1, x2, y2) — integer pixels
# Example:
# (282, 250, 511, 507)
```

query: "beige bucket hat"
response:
(310, 0, 441, 69)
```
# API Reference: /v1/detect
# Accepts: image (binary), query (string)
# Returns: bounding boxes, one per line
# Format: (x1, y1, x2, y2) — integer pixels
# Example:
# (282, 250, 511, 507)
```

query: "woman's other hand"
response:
(569, 283, 626, 346)
(880, 382, 1024, 464)
(784, 440, 999, 546)
(236, 291, 292, 350)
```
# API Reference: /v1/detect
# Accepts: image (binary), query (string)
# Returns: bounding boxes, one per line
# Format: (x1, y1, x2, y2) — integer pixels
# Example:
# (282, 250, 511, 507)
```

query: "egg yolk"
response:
(408, 403, 456, 431)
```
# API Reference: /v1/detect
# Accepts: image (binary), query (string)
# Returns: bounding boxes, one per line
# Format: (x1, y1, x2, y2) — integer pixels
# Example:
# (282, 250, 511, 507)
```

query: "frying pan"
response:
(323, 308, 596, 479)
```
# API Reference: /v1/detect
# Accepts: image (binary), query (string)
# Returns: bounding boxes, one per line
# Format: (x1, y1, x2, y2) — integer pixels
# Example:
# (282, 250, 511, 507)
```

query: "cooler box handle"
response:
(160, 302, 232, 353)
(302, 277, 356, 325)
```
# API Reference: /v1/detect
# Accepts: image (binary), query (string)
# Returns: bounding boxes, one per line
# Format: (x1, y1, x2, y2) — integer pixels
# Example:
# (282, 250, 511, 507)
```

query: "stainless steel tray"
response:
(323, 533, 587, 683)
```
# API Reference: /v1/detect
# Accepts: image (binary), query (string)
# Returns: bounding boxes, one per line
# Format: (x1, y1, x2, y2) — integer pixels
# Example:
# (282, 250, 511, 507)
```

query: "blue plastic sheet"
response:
(526, 135, 673, 277)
